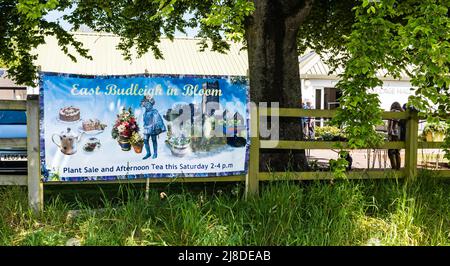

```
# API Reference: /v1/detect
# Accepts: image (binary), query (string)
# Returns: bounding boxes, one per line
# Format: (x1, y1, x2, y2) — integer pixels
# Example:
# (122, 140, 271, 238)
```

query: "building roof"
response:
(1, 32, 406, 83)
(299, 51, 412, 81)
(34, 32, 249, 76)
(0, 69, 25, 88)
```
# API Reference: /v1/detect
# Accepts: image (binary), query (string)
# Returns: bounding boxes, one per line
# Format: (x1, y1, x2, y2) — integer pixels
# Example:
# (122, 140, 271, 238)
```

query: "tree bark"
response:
(245, 0, 314, 171)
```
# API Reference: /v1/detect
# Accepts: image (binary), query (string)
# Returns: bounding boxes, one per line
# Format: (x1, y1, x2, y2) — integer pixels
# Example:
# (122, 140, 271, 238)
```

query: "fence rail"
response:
(0, 138, 26, 149)
(259, 140, 406, 149)
(258, 107, 410, 119)
(0, 100, 26, 110)
(0, 98, 449, 212)
(0, 175, 27, 186)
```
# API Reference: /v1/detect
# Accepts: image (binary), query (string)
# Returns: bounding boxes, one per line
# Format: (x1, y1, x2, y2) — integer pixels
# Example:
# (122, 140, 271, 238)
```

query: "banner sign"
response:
(39, 73, 249, 182)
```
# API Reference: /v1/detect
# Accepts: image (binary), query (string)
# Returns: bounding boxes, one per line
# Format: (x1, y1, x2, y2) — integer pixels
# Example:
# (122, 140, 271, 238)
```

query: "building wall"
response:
(301, 78, 415, 111)
(369, 80, 415, 111)
(0, 88, 27, 100)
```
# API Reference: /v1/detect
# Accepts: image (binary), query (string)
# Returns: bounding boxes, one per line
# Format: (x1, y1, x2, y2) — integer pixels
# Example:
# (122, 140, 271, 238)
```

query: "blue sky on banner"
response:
(41, 74, 248, 121)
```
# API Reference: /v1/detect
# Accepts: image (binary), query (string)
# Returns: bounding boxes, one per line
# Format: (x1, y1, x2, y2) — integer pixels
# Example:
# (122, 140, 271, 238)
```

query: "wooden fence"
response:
(1, 96, 449, 212)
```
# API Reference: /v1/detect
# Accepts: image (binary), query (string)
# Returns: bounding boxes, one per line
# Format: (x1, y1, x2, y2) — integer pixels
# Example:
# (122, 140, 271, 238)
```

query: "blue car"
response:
(0, 110, 27, 174)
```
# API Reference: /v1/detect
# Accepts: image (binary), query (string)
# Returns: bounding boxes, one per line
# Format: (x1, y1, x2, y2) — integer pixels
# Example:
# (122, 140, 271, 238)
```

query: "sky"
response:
(44, 8, 199, 37)
(44, 8, 74, 31)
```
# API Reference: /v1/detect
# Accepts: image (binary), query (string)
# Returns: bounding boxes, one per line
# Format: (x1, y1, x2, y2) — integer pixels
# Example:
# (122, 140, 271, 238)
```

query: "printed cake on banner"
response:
(39, 73, 250, 182)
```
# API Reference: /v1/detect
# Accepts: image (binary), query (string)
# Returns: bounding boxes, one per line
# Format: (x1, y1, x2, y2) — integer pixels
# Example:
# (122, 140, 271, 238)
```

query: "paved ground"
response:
(306, 149, 449, 170)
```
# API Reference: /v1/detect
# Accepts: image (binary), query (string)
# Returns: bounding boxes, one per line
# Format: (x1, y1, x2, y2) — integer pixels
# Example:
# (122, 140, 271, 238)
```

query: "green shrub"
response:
(315, 126, 346, 140)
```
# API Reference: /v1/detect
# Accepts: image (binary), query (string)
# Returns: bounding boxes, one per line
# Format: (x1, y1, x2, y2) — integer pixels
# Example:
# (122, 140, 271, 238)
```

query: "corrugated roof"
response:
(32, 32, 410, 81)
(0, 68, 25, 88)
(34, 32, 249, 76)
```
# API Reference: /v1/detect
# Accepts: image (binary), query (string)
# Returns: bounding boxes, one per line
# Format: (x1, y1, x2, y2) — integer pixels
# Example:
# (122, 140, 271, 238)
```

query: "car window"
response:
(0, 111, 27, 124)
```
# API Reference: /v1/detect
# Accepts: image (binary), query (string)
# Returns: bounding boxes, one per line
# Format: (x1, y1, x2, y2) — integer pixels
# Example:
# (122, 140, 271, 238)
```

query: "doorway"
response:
(324, 87, 341, 110)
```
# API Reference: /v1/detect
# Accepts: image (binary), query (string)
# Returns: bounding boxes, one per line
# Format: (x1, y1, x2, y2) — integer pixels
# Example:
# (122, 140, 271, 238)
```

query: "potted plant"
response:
(111, 107, 139, 151)
(422, 121, 447, 142)
(168, 135, 191, 157)
(130, 132, 144, 153)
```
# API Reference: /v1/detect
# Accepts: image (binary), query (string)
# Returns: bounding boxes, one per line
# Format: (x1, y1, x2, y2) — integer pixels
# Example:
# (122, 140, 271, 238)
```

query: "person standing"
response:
(305, 101, 315, 140)
(301, 100, 314, 140)
(301, 100, 309, 139)
(388, 102, 403, 169)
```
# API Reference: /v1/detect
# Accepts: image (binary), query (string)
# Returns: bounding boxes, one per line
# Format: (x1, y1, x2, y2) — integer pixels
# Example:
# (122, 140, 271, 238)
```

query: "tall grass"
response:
(0, 171, 448, 246)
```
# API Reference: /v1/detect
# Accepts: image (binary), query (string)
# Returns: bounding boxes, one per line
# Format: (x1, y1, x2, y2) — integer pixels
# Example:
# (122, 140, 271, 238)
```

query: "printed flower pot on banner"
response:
(129, 132, 144, 154)
(112, 107, 140, 151)
(133, 144, 143, 153)
(169, 144, 190, 157)
(118, 138, 131, 151)
(168, 136, 191, 157)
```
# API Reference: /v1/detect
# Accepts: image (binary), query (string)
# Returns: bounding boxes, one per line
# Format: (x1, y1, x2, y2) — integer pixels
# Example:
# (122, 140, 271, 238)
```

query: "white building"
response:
(0, 70, 27, 100)
(299, 51, 415, 112)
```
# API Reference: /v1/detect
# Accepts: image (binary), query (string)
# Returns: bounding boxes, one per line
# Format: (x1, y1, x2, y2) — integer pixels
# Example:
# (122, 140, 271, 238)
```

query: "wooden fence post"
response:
(246, 105, 259, 199)
(27, 95, 43, 213)
(405, 109, 419, 181)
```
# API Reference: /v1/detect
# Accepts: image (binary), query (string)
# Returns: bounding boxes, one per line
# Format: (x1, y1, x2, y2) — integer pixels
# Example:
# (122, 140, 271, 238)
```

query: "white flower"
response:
(117, 124, 126, 133)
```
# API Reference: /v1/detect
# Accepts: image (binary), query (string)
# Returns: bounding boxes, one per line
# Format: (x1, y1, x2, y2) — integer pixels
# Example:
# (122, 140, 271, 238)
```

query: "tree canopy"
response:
(3, 0, 354, 86)
(334, 0, 450, 161)
(1, 0, 91, 84)
(3, 0, 450, 166)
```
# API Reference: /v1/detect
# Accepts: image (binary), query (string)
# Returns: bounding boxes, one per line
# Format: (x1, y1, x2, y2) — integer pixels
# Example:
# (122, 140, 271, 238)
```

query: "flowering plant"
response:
(130, 131, 144, 146)
(111, 107, 139, 140)
(168, 135, 190, 147)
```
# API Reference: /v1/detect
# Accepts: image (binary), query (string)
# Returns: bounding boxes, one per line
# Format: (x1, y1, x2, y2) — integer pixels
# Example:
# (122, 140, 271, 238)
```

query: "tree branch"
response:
(285, 0, 315, 41)
(289, 0, 315, 27)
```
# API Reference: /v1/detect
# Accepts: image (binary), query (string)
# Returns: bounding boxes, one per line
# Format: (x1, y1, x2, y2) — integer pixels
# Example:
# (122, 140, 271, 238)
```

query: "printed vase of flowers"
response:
(130, 131, 144, 153)
(111, 107, 139, 151)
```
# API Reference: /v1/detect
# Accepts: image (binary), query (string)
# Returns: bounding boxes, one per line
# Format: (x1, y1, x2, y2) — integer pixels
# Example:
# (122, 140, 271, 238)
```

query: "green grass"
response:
(0, 171, 449, 246)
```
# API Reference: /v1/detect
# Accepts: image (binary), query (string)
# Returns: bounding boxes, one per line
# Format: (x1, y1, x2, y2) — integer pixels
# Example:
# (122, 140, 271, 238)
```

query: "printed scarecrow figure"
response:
(141, 95, 166, 159)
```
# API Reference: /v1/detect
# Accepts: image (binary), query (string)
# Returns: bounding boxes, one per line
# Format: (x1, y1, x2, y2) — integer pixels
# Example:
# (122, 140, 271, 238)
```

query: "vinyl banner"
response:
(39, 73, 249, 182)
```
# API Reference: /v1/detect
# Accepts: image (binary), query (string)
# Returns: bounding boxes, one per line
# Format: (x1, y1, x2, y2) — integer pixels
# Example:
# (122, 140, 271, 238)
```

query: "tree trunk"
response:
(245, 0, 314, 171)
